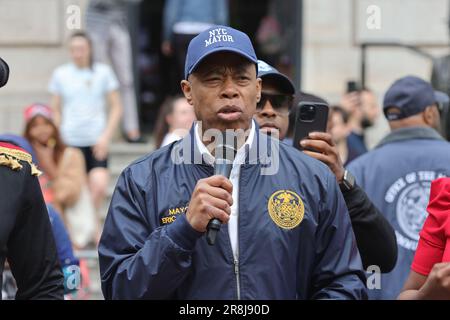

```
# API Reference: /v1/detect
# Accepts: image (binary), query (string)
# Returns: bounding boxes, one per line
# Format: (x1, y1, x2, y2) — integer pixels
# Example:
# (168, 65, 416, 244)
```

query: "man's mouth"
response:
(217, 105, 243, 121)
(260, 122, 279, 130)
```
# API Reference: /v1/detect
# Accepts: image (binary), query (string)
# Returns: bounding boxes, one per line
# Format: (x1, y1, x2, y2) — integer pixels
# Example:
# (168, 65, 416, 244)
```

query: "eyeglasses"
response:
(256, 93, 293, 115)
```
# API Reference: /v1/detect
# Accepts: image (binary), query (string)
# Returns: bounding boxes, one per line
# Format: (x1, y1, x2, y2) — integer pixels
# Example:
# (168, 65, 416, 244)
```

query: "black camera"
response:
(346, 80, 360, 93)
(0, 57, 10, 88)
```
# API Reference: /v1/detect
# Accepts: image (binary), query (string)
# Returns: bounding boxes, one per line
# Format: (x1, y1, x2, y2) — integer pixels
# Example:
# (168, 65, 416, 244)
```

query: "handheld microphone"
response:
(0, 57, 10, 88)
(206, 131, 237, 246)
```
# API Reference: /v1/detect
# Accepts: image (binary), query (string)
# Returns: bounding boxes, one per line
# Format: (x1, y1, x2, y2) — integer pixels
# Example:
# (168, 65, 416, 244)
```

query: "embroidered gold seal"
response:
(268, 190, 304, 229)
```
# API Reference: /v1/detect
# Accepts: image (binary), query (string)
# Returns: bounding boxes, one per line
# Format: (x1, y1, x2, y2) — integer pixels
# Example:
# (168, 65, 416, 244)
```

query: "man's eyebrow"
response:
(196, 63, 253, 77)
(197, 66, 225, 77)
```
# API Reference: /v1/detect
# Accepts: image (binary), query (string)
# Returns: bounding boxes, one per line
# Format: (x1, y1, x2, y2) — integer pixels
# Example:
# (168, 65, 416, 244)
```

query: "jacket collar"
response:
(173, 120, 275, 167)
(376, 126, 444, 148)
(193, 120, 256, 166)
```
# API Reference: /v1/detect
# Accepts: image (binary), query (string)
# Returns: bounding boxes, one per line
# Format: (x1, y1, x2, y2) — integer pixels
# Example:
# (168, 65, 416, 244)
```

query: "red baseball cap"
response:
(24, 103, 53, 123)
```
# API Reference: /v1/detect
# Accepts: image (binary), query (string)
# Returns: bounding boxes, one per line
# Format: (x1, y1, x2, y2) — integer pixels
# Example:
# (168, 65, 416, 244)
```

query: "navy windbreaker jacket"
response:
(348, 126, 450, 299)
(99, 126, 367, 300)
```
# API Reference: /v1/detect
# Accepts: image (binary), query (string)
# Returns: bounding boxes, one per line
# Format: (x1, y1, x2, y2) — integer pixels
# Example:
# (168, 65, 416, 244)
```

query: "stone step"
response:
(108, 141, 154, 168)
(92, 138, 156, 220)
(109, 141, 154, 155)
(104, 140, 156, 207)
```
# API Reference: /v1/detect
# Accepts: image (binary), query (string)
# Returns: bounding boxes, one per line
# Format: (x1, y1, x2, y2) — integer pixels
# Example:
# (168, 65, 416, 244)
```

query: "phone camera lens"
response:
(300, 105, 316, 121)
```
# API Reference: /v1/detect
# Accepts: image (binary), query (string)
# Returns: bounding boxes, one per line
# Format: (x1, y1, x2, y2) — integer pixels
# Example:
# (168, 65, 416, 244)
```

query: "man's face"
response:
(327, 110, 349, 143)
(181, 52, 261, 133)
(360, 90, 380, 127)
(70, 36, 90, 67)
(253, 79, 291, 140)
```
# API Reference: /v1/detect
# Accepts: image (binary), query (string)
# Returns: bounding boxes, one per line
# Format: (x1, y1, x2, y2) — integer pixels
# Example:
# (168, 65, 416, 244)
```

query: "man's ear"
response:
(256, 77, 262, 102)
(423, 105, 439, 126)
(181, 80, 194, 105)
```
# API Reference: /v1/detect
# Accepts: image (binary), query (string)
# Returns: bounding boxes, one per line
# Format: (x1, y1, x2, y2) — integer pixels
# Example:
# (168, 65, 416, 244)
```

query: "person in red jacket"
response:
(399, 177, 450, 299)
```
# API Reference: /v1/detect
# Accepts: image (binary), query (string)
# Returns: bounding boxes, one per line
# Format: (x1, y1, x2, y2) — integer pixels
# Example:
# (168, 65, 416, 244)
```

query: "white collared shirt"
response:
(194, 120, 256, 261)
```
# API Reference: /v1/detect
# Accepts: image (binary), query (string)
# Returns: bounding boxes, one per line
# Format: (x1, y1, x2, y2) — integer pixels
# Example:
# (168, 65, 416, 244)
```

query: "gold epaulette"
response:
(0, 145, 41, 176)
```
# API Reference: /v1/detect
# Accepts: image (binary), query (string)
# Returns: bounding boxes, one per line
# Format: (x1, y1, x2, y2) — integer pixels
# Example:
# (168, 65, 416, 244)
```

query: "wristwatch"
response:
(339, 169, 355, 192)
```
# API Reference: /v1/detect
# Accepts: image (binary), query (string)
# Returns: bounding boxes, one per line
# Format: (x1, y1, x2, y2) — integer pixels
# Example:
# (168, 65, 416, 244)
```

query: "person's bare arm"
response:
(93, 90, 123, 161)
(53, 148, 85, 208)
(49, 94, 62, 128)
(104, 90, 123, 140)
(398, 271, 427, 299)
(398, 263, 450, 300)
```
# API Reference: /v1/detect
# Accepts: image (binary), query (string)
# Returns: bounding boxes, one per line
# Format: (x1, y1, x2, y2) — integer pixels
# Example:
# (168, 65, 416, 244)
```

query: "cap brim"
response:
(260, 72, 295, 95)
(186, 47, 258, 79)
(434, 90, 449, 104)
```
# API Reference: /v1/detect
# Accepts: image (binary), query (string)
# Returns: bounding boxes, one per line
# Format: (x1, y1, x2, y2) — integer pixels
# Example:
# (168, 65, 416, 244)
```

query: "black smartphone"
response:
(293, 101, 329, 151)
(346, 80, 360, 93)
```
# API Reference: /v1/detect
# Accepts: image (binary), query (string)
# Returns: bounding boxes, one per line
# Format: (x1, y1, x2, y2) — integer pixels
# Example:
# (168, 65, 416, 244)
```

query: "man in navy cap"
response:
(254, 60, 295, 140)
(99, 26, 367, 299)
(347, 75, 450, 299)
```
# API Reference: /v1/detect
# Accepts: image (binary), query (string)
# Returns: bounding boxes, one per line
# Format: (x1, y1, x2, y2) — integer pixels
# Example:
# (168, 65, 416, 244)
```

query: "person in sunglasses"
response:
(254, 61, 293, 139)
(254, 60, 397, 273)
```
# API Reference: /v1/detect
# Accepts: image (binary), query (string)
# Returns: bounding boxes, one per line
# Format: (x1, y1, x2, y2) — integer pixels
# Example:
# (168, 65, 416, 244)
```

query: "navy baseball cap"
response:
(383, 76, 437, 121)
(184, 25, 258, 79)
(257, 60, 296, 95)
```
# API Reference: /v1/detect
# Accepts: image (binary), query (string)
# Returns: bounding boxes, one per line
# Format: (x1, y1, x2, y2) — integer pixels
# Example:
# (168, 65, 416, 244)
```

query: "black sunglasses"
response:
(256, 93, 293, 113)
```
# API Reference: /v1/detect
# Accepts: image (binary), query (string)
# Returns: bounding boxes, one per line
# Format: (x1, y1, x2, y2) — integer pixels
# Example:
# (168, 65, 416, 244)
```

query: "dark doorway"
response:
(132, 0, 302, 133)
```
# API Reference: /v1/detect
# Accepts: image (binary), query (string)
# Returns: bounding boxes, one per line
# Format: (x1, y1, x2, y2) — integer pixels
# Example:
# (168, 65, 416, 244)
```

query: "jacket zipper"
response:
(234, 195, 241, 300)
(234, 259, 241, 300)
(234, 168, 242, 300)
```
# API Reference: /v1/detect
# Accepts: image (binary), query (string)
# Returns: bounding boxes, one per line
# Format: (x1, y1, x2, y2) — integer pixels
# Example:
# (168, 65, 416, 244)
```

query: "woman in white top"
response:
(154, 95, 196, 149)
(48, 31, 122, 212)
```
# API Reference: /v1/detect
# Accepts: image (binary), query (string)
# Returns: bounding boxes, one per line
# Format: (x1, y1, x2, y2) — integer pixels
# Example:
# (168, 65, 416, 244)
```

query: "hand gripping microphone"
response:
(206, 131, 237, 246)
(0, 57, 10, 88)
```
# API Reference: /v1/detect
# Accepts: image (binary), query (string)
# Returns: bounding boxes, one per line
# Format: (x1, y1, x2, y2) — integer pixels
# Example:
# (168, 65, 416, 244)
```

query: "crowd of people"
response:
(1, 3, 450, 301)
(97, 25, 450, 300)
